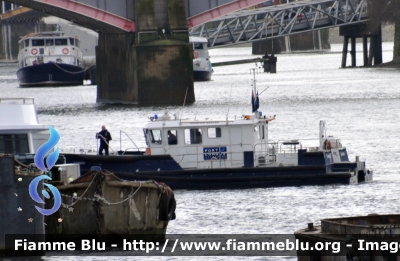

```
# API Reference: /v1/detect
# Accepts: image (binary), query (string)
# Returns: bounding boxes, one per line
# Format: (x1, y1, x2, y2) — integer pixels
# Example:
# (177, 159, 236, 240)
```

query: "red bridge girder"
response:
(38, 0, 135, 32)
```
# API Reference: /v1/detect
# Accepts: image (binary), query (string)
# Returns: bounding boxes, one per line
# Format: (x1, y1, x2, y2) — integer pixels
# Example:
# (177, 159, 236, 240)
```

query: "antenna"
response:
(226, 85, 233, 121)
(258, 87, 269, 96)
(250, 68, 259, 113)
(251, 68, 256, 95)
(181, 87, 188, 120)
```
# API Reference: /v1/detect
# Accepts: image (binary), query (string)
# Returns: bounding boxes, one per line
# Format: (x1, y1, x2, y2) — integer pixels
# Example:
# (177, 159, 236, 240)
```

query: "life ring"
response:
(31, 48, 38, 55)
(158, 185, 176, 221)
(193, 51, 199, 59)
(62, 48, 69, 55)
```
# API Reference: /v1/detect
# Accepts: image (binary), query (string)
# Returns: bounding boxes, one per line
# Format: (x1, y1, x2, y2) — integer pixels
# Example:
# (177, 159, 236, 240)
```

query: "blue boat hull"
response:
(17, 63, 84, 87)
(61, 153, 353, 190)
(194, 70, 213, 81)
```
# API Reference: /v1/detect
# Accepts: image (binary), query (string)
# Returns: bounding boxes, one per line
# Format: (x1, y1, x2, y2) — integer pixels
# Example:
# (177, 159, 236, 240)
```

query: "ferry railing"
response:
(0, 97, 34, 104)
(254, 139, 323, 166)
(119, 130, 142, 155)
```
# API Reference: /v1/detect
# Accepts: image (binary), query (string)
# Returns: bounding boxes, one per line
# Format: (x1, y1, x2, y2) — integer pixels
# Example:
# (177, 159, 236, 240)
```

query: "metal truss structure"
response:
(189, 0, 368, 48)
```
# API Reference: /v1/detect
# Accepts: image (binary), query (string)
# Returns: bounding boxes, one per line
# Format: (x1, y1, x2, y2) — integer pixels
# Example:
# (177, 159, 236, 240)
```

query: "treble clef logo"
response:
(29, 125, 62, 216)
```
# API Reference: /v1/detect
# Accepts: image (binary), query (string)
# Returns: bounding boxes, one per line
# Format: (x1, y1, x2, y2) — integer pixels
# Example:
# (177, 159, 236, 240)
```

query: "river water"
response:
(2, 42, 400, 260)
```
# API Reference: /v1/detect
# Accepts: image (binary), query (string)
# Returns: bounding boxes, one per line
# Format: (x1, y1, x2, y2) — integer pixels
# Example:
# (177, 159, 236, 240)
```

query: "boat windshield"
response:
(32, 39, 45, 46)
(55, 39, 68, 46)
(46, 39, 54, 46)
(193, 42, 203, 50)
(0, 134, 29, 154)
(147, 129, 162, 144)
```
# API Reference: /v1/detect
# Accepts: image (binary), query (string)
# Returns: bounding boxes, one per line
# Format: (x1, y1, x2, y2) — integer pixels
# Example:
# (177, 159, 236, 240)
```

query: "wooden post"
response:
(351, 37, 356, 67)
(341, 36, 349, 68)
(374, 26, 383, 65)
(363, 36, 368, 66)
(368, 36, 375, 66)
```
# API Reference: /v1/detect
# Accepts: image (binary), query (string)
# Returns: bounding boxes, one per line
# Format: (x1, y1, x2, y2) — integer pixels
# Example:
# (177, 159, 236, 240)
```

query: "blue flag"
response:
(252, 90, 255, 112)
(252, 90, 259, 113)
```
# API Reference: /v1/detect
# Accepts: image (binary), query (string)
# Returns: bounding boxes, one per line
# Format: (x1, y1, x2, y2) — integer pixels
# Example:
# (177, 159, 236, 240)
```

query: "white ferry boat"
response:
(16, 31, 84, 87)
(190, 36, 213, 81)
(62, 71, 373, 190)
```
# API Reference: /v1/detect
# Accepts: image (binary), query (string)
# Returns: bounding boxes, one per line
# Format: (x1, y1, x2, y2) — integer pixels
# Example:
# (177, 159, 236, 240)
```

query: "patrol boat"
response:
(62, 71, 373, 190)
(190, 36, 213, 81)
(16, 31, 84, 87)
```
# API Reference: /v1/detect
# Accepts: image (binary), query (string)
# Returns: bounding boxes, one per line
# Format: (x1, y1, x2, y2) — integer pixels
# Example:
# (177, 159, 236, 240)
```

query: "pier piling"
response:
(340, 23, 382, 68)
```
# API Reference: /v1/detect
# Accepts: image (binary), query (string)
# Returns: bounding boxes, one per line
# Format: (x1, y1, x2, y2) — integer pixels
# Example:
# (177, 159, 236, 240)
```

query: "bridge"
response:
(0, 0, 372, 104)
(189, 0, 368, 47)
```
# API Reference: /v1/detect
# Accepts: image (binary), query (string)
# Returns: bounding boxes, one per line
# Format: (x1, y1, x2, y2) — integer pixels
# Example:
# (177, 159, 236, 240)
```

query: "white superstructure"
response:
(0, 98, 49, 154)
(190, 36, 213, 80)
(17, 31, 82, 69)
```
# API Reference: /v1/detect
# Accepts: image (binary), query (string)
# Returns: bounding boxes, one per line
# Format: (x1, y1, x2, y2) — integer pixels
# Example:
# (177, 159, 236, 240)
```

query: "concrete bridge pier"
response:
(340, 23, 382, 68)
(96, 0, 194, 105)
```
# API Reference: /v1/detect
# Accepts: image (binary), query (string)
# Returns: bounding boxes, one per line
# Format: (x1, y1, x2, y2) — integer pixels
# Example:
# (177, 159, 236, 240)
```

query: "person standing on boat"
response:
(96, 125, 112, 155)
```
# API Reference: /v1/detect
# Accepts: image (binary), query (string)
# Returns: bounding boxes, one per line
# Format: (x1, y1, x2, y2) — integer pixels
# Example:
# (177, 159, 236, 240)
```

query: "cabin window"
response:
(148, 129, 162, 144)
(194, 42, 203, 50)
(184, 128, 202, 145)
(45, 39, 54, 46)
(208, 127, 221, 139)
(32, 39, 44, 46)
(24, 39, 29, 47)
(55, 39, 68, 46)
(167, 130, 178, 145)
(69, 38, 75, 46)
(19, 42, 24, 50)
(0, 134, 29, 154)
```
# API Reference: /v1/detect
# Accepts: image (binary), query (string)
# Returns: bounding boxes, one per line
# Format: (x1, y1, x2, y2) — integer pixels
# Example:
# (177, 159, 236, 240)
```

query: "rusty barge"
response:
(295, 214, 400, 261)
(45, 168, 176, 241)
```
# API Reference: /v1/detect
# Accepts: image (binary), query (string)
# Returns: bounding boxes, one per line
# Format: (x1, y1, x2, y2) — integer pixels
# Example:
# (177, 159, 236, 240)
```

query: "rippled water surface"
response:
(2, 43, 400, 261)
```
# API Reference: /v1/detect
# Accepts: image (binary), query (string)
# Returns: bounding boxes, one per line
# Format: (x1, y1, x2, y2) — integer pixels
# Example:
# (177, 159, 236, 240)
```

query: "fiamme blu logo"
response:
(29, 126, 62, 216)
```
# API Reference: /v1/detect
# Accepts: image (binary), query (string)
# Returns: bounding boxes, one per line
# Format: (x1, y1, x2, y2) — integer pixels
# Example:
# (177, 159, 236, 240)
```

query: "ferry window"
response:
(32, 39, 44, 46)
(0, 134, 29, 154)
(69, 38, 75, 46)
(45, 39, 54, 46)
(55, 39, 68, 46)
(167, 130, 178, 145)
(19, 42, 24, 50)
(24, 39, 29, 47)
(194, 42, 203, 50)
(208, 128, 221, 139)
(148, 129, 162, 144)
(185, 128, 202, 145)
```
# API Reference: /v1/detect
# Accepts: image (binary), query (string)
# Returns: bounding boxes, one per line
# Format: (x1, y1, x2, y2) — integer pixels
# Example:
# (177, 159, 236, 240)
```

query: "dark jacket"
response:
(96, 129, 112, 144)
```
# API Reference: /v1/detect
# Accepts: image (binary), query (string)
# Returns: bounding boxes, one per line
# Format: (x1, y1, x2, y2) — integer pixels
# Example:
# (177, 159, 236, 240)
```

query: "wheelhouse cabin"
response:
(0, 98, 49, 155)
(143, 112, 274, 169)
(18, 32, 82, 69)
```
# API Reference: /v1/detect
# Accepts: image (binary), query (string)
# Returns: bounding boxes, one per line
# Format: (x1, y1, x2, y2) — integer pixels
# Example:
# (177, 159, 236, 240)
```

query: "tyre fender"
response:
(158, 185, 176, 221)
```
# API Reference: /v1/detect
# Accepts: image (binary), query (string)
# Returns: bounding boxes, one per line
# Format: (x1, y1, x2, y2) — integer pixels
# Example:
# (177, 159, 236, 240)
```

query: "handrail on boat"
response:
(0, 97, 34, 104)
(119, 130, 140, 152)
